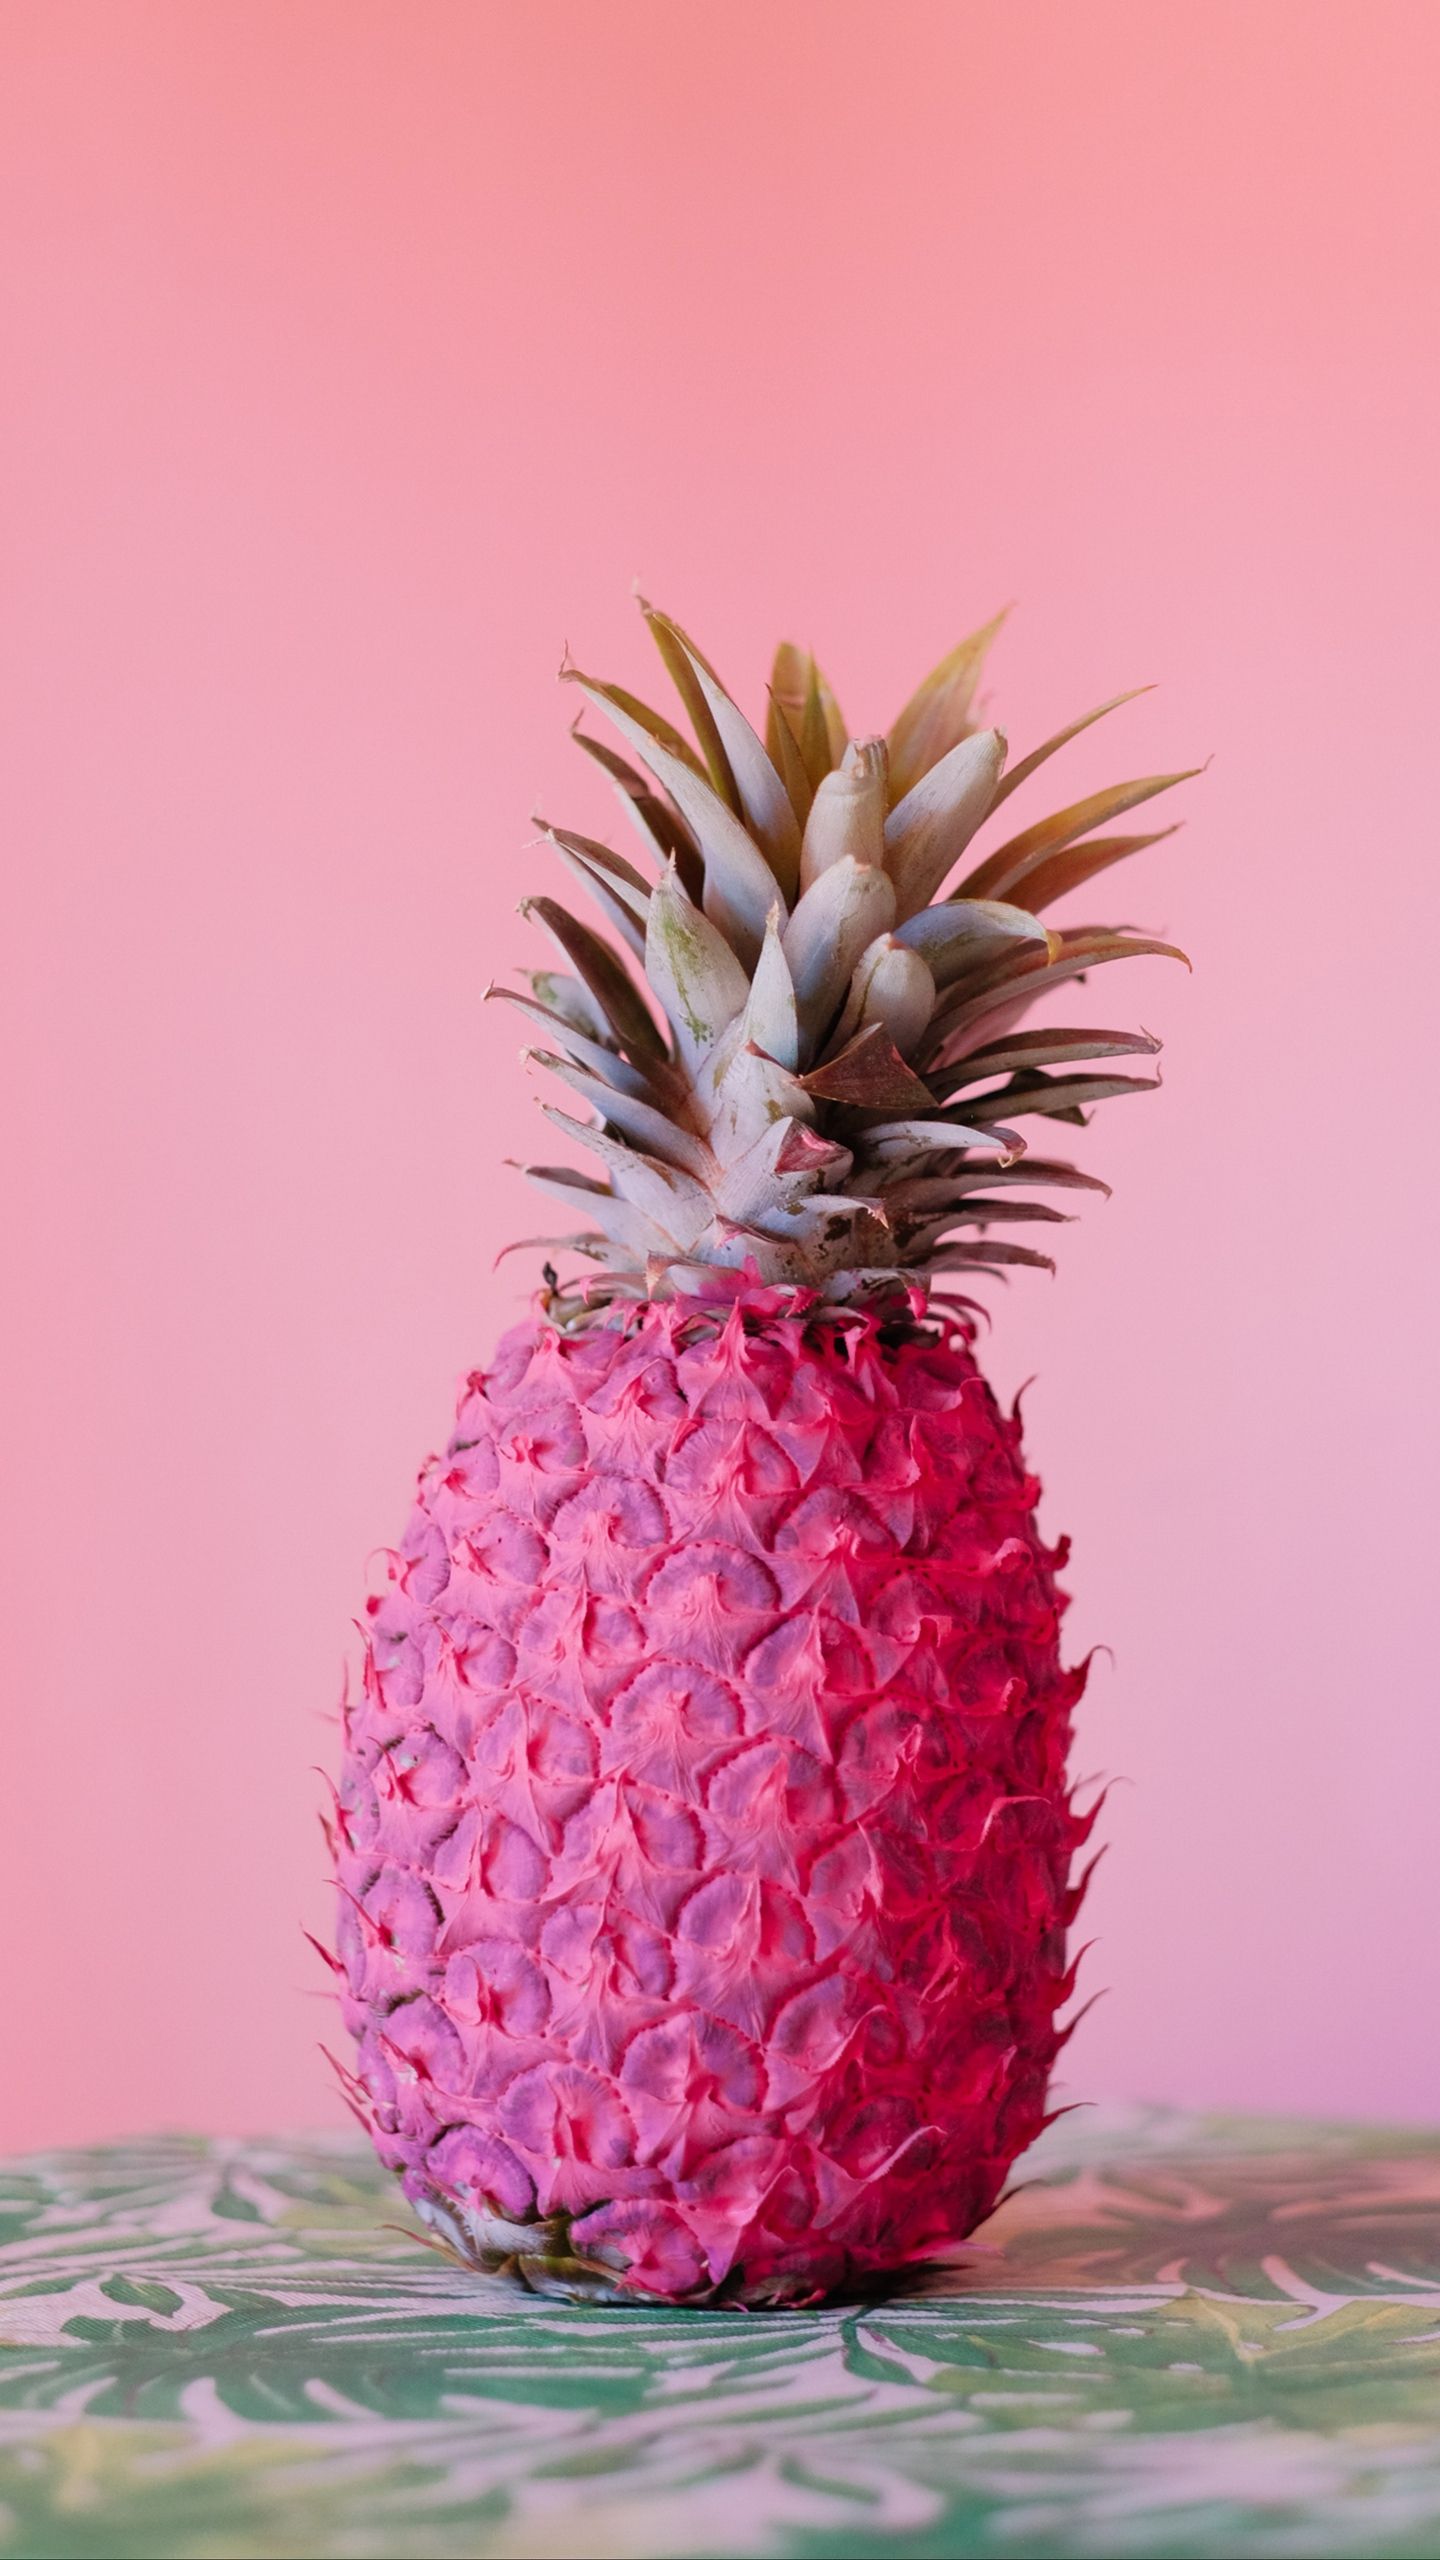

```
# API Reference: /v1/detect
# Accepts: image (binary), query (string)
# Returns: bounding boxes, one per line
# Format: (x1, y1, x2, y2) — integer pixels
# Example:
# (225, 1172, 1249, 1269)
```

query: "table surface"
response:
(2, 2109, 1438, 2560)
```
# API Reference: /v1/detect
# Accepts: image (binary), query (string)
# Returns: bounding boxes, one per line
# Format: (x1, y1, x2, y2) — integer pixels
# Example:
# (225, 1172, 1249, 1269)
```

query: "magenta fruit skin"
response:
(334, 1293, 1092, 2305)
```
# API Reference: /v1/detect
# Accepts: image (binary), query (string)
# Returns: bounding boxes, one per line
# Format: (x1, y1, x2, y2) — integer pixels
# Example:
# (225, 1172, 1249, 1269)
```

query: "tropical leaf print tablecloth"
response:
(2, 2110, 1438, 2559)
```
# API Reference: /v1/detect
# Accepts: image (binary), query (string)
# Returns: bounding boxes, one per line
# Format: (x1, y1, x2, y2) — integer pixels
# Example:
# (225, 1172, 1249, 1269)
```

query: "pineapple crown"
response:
(493, 600, 1194, 1326)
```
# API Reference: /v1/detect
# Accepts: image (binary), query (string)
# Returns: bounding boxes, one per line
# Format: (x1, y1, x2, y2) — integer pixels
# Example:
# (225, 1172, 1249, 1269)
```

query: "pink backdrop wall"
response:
(3, 0, 1437, 2151)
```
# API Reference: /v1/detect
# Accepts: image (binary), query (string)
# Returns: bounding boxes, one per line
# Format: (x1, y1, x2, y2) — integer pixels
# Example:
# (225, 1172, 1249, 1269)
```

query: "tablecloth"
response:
(2, 2108, 1438, 2558)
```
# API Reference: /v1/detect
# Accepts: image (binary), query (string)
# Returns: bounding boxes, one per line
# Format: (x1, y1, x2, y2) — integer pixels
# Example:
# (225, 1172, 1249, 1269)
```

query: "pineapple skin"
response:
(335, 1291, 1092, 2307)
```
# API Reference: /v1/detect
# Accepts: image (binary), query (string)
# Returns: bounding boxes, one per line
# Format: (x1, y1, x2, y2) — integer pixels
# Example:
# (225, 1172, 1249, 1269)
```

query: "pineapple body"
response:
(336, 1291, 1089, 2305)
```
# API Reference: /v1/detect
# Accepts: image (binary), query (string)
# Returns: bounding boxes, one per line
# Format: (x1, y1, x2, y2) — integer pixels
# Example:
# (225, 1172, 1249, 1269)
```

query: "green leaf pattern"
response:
(2, 2110, 1438, 2557)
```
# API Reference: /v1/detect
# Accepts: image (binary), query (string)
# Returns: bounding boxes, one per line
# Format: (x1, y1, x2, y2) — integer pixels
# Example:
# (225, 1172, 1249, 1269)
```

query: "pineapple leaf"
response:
(861, 1113, 1025, 1162)
(800, 740, 888, 891)
(654, 613, 802, 895)
(569, 727, 706, 898)
(519, 895, 667, 1063)
(782, 855, 897, 1050)
(1005, 825, 1182, 916)
(989, 688, 1154, 809)
(567, 670, 779, 966)
(929, 1237, 1058, 1273)
(539, 1106, 710, 1242)
(638, 599, 741, 810)
(883, 730, 1009, 920)
(486, 984, 661, 1098)
(798, 657, 836, 788)
(868, 1158, 1111, 1202)
(644, 864, 751, 1071)
(539, 825, 650, 960)
(525, 1050, 709, 1175)
(941, 1026, 1162, 1088)
(929, 933, 1189, 1051)
(960, 1069, 1161, 1122)
(521, 1165, 661, 1258)
(895, 898, 1057, 987)
(956, 771, 1201, 903)
(563, 665, 707, 776)
(816, 662, 848, 766)
(799, 1023, 936, 1112)
(827, 933, 935, 1060)
(910, 1196, 1073, 1229)
(736, 907, 800, 1072)
(885, 609, 1009, 802)
(519, 968, 612, 1047)
(766, 662, 817, 828)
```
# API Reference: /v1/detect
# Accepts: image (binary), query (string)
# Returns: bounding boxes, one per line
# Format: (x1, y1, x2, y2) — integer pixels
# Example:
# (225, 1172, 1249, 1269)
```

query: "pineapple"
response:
(330, 603, 1190, 2305)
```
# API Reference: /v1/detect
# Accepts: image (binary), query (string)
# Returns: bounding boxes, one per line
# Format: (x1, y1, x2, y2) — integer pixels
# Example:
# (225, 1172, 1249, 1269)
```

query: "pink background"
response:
(3, 1, 1437, 2152)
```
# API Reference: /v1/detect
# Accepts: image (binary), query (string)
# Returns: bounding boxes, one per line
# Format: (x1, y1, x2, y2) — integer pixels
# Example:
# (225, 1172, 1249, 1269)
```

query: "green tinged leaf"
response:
(643, 866, 750, 1070)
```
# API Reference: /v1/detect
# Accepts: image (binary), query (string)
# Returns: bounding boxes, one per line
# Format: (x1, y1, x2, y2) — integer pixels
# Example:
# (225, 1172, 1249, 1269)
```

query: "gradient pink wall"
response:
(3, 1, 1437, 2151)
